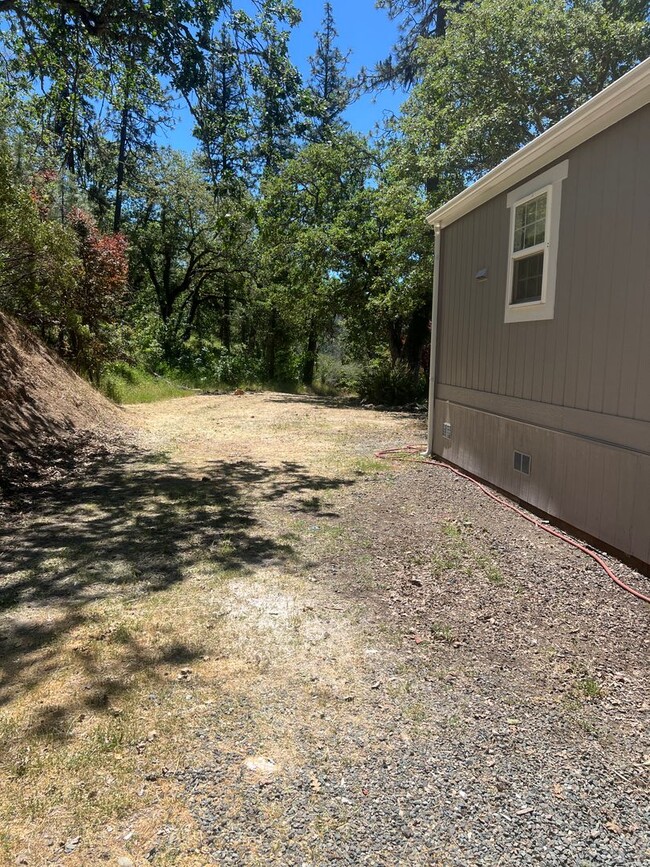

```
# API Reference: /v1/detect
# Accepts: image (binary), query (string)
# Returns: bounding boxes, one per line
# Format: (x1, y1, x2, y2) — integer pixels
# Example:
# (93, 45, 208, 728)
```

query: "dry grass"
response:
(0, 392, 423, 864)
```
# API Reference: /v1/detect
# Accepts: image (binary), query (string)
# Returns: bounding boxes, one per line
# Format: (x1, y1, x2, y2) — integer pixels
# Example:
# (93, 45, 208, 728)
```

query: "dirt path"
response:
(1, 393, 648, 866)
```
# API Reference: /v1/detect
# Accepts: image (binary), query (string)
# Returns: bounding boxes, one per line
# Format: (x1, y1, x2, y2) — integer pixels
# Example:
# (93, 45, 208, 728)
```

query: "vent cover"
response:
(514, 450, 531, 475)
(442, 422, 452, 439)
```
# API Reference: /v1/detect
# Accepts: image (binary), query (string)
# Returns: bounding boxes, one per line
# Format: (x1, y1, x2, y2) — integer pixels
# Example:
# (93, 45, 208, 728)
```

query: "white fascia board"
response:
(426, 55, 650, 229)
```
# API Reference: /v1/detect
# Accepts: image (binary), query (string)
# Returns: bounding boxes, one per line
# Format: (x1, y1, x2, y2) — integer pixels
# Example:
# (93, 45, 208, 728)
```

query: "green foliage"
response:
(356, 358, 427, 406)
(303, 2, 355, 142)
(99, 363, 190, 404)
(2, 0, 649, 401)
(315, 353, 361, 393)
(126, 148, 256, 358)
(400, 0, 650, 187)
(172, 337, 265, 387)
(258, 133, 372, 384)
(372, 0, 446, 88)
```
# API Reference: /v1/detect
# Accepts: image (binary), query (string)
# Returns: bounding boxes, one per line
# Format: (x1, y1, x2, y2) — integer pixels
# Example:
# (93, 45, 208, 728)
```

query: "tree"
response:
(399, 0, 650, 189)
(0, 143, 79, 333)
(192, 23, 253, 196)
(303, 2, 355, 143)
(65, 207, 129, 377)
(259, 133, 372, 385)
(332, 136, 433, 372)
(109, 38, 172, 231)
(370, 0, 453, 89)
(236, 0, 303, 175)
(127, 150, 255, 358)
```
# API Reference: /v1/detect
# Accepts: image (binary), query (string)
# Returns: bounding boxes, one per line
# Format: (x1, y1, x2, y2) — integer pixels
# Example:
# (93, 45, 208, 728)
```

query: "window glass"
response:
(512, 251, 544, 303)
(513, 193, 546, 252)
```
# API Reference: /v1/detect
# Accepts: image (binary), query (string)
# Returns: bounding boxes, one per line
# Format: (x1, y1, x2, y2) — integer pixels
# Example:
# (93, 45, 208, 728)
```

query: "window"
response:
(505, 160, 568, 323)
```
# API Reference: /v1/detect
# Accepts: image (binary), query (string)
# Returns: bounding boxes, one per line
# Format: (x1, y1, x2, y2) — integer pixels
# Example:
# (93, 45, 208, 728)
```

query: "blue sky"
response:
(162, 0, 406, 151)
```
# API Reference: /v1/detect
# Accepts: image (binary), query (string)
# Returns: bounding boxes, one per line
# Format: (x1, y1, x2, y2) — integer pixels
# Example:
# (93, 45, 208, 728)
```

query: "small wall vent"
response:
(514, 450, 531, 475)
(442, 422, 452, 439)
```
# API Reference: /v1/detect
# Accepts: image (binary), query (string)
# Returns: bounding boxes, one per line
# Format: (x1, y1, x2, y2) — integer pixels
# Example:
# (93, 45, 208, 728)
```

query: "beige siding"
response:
(433, 104, 650, 565)
(433, 401, 650, 564)
(436, 103, 650, 424)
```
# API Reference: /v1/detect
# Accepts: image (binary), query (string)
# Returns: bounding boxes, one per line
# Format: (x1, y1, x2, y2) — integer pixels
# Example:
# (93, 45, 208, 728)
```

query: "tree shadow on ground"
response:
(0, 445, 356, 727)
(265, 391, 428, 418)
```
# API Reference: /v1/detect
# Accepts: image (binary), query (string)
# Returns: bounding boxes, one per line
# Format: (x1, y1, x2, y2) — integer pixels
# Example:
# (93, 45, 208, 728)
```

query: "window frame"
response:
(504, 160, 568, 323)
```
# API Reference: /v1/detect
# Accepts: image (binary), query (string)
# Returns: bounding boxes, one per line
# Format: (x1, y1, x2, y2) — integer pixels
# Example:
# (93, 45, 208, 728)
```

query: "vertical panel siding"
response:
(433, 104, 650, 566)
(437, 103, 650, 427)
(432, 401, 650, 564)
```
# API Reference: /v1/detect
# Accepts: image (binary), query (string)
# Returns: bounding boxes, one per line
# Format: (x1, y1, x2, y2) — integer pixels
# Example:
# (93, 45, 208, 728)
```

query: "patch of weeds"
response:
(576, 676, 603, 700)
(431, 551, 458, 575)
(442, 521, 462, 539)
(405, 701, 428, 724)
(100, 364, 191, 404)
(431, 622, 456, 643)
(576, 717, 599, 737)
(144, 450, 172, 465)
(299, 495, 322, 512)
(109, 623, 133, 644)
(318, 524, 344, 540)
(353, 457, 387, 475)
(409, 553, 429, 566)
(476, 554, 505, 586)
(216, 538, 236, 558)
(435, 522, 506, 587)
(0, 832, 12, 858)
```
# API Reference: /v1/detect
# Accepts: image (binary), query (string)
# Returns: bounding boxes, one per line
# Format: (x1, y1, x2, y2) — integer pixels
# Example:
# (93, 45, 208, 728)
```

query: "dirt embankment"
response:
(0, 312, 126, 504)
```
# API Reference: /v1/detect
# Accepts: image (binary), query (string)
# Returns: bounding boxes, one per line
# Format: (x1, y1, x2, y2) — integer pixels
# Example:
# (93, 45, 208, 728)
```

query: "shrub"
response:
(315, 353, 361, 393)
(356, 358, 428, 406)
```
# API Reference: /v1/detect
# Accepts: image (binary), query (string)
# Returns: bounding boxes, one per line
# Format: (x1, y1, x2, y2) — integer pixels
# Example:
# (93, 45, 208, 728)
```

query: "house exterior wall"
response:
(431, 104, 650, 564)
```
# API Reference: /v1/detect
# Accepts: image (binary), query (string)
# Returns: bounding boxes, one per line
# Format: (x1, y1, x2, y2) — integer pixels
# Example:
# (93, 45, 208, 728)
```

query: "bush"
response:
(315, 353, 361, 393)
(356, 358, 427, 406)
(171, 338, 265, 388)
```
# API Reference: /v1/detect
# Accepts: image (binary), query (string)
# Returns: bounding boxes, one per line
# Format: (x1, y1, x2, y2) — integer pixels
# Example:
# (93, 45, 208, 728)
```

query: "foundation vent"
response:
(514, 450, 531, 475)
(442, 422, 452, 439)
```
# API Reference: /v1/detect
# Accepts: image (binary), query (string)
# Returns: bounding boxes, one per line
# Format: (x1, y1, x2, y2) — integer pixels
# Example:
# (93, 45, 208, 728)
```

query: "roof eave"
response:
(426, 56, 650, 229)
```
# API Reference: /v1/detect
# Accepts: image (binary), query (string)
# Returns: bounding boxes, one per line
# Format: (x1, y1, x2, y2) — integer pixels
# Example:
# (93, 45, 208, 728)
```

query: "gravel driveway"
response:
(2, 392, 648, 865)
(136, 394, 649, 866)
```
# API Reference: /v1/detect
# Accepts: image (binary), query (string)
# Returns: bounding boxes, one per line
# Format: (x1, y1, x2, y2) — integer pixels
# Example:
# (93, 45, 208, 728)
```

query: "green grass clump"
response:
(100, 363, 191, 404)
(576, 676, 603, 699)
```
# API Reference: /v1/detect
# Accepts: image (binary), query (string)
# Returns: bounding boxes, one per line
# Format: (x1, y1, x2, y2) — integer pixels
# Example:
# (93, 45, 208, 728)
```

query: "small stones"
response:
(63, 837, 80, 854)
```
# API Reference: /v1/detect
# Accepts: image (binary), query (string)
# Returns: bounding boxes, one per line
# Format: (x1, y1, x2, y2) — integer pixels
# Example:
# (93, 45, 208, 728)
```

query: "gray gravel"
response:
(178, 452, 650, 866)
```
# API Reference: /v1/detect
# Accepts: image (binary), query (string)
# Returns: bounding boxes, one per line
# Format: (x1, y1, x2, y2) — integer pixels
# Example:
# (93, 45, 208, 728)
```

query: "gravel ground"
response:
(149, 398, 650, 867)
(3, 393, 647, 865)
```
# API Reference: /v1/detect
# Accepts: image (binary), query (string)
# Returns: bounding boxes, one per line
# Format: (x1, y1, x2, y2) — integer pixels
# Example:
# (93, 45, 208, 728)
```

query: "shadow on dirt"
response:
(266, 391, 428, 418)
(0, 445, 355, 726)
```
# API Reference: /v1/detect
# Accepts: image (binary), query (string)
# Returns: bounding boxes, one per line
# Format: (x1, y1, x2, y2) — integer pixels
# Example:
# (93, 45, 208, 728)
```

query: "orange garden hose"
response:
(375, 445, 650, 606)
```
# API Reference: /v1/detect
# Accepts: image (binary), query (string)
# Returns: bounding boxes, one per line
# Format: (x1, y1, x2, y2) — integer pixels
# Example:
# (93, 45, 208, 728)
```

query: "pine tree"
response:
(192, 24, 253, 196)
(303, 2, 355, 143)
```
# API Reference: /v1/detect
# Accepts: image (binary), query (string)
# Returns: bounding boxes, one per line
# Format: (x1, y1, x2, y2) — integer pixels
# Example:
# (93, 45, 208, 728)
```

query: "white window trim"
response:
(504, 159, 568, 323)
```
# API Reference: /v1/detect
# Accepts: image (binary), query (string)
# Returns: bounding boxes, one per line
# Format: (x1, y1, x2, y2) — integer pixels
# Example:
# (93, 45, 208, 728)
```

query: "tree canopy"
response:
(1, 0, 649, 400)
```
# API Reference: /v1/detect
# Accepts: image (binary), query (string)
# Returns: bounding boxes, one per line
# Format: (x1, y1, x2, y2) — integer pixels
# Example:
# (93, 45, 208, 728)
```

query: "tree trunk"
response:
(436, 1, 447, 37)
(387, 320, 403, 363)
(402, 304, 430, 374)
(265, 306, 277, 380)
(113, 101, 129, 232)
(302, 319, 318, 387)
(220, 287, 231, 351)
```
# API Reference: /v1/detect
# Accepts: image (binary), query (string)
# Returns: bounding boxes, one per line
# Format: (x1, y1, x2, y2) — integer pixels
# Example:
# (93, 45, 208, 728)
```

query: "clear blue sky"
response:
(162, 0, 406, 151)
